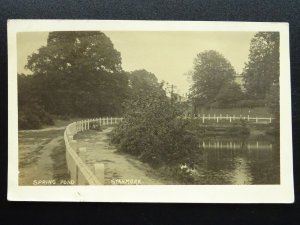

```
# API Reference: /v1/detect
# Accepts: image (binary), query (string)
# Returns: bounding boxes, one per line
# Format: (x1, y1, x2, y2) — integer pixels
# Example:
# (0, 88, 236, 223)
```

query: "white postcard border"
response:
(7, 20, 294, 203)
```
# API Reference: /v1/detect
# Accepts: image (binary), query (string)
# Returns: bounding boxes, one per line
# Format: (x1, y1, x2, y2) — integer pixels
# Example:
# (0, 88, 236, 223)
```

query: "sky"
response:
(17, 31, 255, 94)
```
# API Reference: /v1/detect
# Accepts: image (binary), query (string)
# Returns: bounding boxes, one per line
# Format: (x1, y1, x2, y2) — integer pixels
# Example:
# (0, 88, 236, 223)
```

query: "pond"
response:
(193, 137, 280, 185)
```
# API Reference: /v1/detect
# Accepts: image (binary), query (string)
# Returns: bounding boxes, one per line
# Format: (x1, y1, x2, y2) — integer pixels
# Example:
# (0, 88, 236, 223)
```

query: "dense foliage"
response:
(111, 82, 201, 167)
(190, 32, 279, 114)
(190, 50, 243, 109)
(265, 83, 280, 134)
(18, 74, 54, 129)
(242, 32, 279, 100)
(18, 31, 129, 129)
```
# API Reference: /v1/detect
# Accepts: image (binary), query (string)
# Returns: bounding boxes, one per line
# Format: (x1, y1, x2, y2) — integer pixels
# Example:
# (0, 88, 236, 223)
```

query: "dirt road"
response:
(19, 124, 170, 185)
(74, 128, 170, 185)
(18, 129, 69, 185)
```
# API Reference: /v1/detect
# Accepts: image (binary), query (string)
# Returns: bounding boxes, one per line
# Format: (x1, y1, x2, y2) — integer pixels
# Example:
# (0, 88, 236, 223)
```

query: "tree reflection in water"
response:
(190, 137, 280, 185)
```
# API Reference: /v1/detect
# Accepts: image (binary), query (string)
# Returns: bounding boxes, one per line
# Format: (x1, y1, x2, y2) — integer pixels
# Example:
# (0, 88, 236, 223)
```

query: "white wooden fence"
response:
(184, 114, 274, 124)
(201, 141, 272, 150)
(64, 117, 123, 185)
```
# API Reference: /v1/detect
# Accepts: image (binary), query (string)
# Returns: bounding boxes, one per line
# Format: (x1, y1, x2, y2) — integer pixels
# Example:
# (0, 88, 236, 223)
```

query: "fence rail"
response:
(64, 117, 123, 185)
(184, 114, 274, 124)
(64, 114, 273, 184)
(200, 141, 272, 150)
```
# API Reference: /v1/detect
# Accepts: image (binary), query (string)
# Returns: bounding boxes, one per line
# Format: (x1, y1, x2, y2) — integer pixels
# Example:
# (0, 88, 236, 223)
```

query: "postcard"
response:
(8, 20, 294, 202)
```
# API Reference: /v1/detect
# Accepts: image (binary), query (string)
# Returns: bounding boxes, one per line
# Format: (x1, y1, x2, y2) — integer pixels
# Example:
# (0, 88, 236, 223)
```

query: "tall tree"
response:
(127, 69, 164, 97)
(190, 50, 237, 108)
(25, 31, 128, 117)
(242, 32, 279, 99)
(26, 31, 122, 75)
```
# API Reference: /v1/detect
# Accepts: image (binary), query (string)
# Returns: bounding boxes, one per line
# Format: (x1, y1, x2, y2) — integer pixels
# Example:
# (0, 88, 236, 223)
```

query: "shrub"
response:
(19, 109, 42, 130)
(111, 91, 201, 167)
(18, 103, 54, 130)
(234, 99, 266, 108)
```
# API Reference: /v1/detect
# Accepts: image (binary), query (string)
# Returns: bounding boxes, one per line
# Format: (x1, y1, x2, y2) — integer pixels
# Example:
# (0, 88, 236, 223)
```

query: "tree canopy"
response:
(190, 50, 240, 108)
(26, 31, 122, 75)
(20, 31, 129, 125)
(242, 32, 279, 99)
(127, 69, 164, 97)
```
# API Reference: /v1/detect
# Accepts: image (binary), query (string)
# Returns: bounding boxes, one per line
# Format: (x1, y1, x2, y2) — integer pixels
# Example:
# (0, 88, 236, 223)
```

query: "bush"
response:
(19, 110, 43, 130)
(111, 91, 201, 167)
(18, 103, 54, 130)
(208, 99, 266, 109)
(234, 99, 266, 108)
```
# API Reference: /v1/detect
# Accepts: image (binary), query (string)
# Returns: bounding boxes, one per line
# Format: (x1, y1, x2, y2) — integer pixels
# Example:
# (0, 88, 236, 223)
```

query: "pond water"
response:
(193, 137, 280, 185)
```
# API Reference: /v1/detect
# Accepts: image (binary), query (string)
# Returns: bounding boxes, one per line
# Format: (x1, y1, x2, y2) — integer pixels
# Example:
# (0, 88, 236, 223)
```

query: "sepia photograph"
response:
(8, 20, 293, 202)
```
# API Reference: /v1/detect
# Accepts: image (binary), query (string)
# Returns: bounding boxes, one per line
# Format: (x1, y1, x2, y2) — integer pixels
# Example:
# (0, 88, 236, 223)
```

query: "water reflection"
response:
(194, 138, 280, 184)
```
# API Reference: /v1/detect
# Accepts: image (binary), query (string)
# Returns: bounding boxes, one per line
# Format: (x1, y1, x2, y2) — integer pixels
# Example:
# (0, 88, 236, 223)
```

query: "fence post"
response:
(248, 115, 250, 121)
(269, 118, 272, 123)
(229, 116, 232, 123)
(87, 119, 90, 130)
(256, 117, 258, 123)
(217, 117, 219, 123)
(202, 114, 205, 123)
